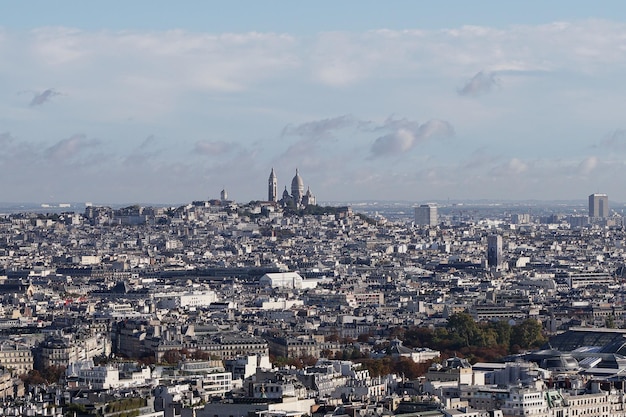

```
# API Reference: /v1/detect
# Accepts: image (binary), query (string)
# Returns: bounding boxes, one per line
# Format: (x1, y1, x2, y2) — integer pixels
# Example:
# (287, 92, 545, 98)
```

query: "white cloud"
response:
(579, 156, 598, 175)
(44, 134, 101, 161)
(490, 158, 529, 176)
(370, 119, 454, 157)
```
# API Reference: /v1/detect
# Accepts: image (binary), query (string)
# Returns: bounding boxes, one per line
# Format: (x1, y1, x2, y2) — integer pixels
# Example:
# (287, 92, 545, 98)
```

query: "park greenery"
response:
(390, 313, 546, 360)
(272, 313, 547, 379)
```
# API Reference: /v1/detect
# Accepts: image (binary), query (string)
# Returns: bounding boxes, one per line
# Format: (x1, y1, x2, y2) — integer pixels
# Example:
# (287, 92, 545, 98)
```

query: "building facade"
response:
(487, 234, 503, 269)
(589, 193, 609, 218)
(415, 204, 438, 227)
(0, 341, 34, 376)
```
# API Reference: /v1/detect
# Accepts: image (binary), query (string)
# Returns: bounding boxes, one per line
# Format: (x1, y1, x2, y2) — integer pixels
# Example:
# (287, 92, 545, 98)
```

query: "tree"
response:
(162, 349, 182, 364)
(446, 312, 481, 348)
(20, 370, 45, 388)
(391, 357, 426, 380)
(357, 333, 372, 343)
(358, 358, 391, 377)
(138, 354, 156, 365)
(511, 319, 546, 349)
(320, 349, 333, 358)
(191, 350, 212, 360)
(403, 327, 435, 348)
(41, 365, 66, 384)
(492, 320, 513, 347)
(300, 355, 318, 367)
(478, 326, 498, 348)
(326, 333, 339, 342)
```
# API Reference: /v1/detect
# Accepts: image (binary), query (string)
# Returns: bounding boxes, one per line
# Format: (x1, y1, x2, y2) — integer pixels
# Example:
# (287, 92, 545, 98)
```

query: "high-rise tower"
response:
(588, 193, 608, 219)
(268, 168, 278, 202)
(487, 234, 503, 269)
(414, 204, 438, 227)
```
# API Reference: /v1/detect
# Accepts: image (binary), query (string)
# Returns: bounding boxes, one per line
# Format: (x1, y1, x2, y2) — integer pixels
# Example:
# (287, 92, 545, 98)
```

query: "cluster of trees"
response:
(271, 313, 547, 378)
(271, 354, 318, 369)
(271, 352, 428, 380)
(282, 204, 345, 216)
(104, 397, 147, 414)
(63, 398, 147, 417)
(322, 346, 367, 361)
(352, 315, 546, 376)
(20, 365, 66, 388)
(358, 356, 433, 379)
(388, 313, 546, 363)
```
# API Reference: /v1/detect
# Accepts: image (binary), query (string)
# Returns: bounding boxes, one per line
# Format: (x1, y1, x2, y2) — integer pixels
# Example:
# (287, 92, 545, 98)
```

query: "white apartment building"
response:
(155, 290, 218, 309)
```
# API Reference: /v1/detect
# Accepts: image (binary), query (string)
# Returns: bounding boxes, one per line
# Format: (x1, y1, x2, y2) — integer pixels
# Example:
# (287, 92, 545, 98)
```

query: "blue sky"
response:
(1, 1, 626, 204)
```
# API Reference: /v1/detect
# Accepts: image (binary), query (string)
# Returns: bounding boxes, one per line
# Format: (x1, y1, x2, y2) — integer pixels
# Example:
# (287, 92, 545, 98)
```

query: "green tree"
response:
(492, 320, 513, 347)
(511, 319, 546, 349)
(447, 312, 482, 348)
(403, 327, 435, 348)
(478, 326, 498, 348)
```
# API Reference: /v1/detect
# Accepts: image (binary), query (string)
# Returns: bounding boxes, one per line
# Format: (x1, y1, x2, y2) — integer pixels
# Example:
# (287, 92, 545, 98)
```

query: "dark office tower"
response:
(268, 168, 277, 202)
(588, 193, 609, 218)
(487, 234, 503, 269)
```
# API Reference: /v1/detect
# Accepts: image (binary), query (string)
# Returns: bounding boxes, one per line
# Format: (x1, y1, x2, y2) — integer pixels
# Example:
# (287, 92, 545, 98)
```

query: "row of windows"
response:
(0, 352, 30, 357)
(0, 358, 31, 364)
(570, 396, 607, 405)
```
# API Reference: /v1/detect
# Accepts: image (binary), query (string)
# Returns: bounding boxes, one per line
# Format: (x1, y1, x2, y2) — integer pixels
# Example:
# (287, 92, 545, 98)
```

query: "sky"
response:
(2, 1, 626, 205)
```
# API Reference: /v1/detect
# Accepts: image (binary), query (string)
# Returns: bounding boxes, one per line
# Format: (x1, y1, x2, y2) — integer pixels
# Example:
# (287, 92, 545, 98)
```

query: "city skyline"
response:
(2, 2, 626, 204)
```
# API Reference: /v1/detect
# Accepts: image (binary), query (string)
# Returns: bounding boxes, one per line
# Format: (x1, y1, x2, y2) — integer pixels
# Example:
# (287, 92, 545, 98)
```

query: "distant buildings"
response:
(589, 193, 609, 219)
(415, 204, 438, 227)
(511, 213, 531, 224)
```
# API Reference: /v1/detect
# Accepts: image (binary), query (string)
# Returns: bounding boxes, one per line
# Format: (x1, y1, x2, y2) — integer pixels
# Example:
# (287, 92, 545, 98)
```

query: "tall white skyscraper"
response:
(414, 204, 438, 227)
(588, 193, 608, 218)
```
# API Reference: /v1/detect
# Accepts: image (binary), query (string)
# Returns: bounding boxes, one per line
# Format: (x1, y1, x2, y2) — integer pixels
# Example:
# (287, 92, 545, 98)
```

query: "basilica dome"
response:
(291, 169, 304, 203)
(291, 169, 304, 190)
